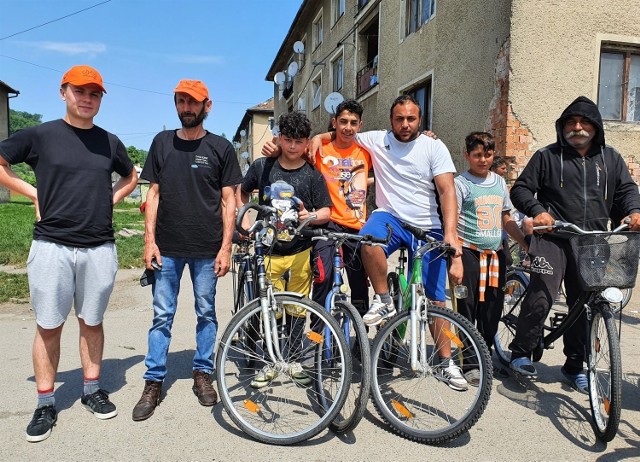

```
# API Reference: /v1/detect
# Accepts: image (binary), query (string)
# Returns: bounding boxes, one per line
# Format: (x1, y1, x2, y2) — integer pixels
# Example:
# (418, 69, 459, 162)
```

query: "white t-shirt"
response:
(355, 130, 456, 228)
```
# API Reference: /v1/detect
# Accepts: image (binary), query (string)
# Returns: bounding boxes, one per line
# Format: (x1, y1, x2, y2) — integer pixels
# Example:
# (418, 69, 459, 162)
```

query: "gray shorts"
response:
(27, 240, 118, 328)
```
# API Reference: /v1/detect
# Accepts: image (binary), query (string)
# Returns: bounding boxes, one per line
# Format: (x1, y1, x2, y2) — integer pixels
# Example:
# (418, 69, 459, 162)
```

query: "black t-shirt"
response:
(141, 130, 242, 258)
(241, 157, 332, 255)
(0, 119, 134, 247)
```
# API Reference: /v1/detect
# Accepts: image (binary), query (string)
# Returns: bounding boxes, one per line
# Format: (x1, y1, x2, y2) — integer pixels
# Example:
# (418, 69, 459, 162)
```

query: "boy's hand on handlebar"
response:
(623, 213, 640, 231)
(533, 212, 555, 233)
(448, 257, 463, 285)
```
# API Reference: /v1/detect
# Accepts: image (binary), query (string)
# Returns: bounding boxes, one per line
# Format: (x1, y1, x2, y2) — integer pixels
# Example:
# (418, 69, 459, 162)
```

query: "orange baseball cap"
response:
(174, 79, 209, 102)
(61, 65, 106, 93)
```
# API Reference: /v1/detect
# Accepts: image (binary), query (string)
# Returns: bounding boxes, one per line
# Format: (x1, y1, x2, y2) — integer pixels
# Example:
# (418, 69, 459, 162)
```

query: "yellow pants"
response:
(265, 247, 312, 318)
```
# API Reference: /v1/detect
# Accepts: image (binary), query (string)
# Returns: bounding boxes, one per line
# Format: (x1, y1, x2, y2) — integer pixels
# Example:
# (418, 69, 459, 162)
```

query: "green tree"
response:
(9, 109, 42, 135)
(7, 110, 42, 186)
(126, 145, 148, 166)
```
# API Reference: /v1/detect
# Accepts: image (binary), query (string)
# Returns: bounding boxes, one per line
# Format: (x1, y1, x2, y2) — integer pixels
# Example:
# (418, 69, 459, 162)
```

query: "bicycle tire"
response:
(324, 300, 371, 433)
(494, 271, 527, 365)
(370, 305, 492, 444)
(216, 294, 352, 445)
(588, 304, 622, 442)
(234, 266, 259, 369)
(380, 272, 401, 368)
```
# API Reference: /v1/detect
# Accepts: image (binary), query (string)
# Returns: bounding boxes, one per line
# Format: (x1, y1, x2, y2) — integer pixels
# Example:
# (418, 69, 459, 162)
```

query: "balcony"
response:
(356, 58, 378, 97)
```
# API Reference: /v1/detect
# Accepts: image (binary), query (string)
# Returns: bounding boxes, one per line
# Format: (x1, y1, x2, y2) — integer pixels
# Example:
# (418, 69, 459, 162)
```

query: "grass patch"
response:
(0, 272, 29, 303)
(0, 199, 145, 269)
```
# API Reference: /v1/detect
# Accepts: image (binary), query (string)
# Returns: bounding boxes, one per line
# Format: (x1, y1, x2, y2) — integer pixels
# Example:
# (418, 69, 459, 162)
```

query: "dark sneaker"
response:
(193, 371, 218, 406)
(132, 380, 162, 421)
(26, 405, 57, 443)
(81, 389, 118, 419)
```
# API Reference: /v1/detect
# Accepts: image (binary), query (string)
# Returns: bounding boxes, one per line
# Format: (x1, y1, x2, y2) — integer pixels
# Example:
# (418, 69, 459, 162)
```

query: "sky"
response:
(0, 0, 301, 150)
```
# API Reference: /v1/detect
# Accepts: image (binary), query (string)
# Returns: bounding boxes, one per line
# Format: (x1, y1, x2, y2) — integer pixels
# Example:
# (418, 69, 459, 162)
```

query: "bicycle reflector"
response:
(443, 328, 464, 348)
(307, 331, 324, 344)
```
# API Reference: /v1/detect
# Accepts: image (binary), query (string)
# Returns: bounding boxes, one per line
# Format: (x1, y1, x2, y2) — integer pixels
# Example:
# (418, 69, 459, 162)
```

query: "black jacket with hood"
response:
(510, 96, 640, 234)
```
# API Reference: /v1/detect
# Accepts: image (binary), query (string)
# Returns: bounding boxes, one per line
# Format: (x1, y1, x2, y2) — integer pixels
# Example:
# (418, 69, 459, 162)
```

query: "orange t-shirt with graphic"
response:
(315, 141, 372, 230)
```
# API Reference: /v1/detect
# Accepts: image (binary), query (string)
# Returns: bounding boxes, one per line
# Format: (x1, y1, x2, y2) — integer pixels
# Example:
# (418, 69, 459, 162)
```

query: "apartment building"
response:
(0, 80, 19, 202)
(232, 98, 275, 175)
(266, 0, 640, 181)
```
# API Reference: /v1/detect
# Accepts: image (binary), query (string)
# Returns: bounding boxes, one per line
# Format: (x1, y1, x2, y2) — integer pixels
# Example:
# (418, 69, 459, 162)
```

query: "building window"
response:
(312, 75, 322, 110)
(332, 55, 343, 92)
(405, 0, 436, 37)
(333, 0, 345, 25)
(313, 13, 323, 50)
(598, 47, 640, 122)
(404, 80, 432, 131)
(297, 93, 307, 113)
(358, 0, 369, 10)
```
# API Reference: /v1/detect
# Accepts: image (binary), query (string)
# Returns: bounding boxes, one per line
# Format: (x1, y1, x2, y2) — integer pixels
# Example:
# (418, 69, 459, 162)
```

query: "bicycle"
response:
(494, 220, 640, 442)
(215, 203, 353, 445)
(370, 222, 493, 444)
(299, 226, 390, 433)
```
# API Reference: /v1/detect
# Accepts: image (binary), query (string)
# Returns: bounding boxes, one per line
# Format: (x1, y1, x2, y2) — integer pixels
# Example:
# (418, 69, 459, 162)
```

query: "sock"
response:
(83, 377, 100, 396)
(37, 388, 55, 408)
(378, 293, 392, 305)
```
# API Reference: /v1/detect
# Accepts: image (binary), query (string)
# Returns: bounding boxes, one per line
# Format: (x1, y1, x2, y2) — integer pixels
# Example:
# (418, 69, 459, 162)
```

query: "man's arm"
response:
(216, 185, 236, 277)
(112, 168, 138, 204)
(143, 183, 161, 269)
(0, 156, 39, 220)
(434, 172, 463, 284)
(309, 132, 336, 159)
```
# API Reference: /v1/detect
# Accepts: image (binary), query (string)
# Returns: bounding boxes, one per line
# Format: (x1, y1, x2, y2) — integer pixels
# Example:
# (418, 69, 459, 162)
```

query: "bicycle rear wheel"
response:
(588, 304, 622, 442)
(380, 272, 401, 368)
(494, 271, 527, 365)
(216, 294, 352, 445)
(370, 305, 492, 444)
(324, 300, 370, 433)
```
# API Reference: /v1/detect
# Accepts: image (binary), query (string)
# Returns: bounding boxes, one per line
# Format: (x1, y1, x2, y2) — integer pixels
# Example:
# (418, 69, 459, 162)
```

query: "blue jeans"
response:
(144, 256, 218, 382)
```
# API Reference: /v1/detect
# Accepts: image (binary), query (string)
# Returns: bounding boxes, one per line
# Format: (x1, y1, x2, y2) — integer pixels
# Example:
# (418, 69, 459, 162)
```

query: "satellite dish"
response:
(324, 92, 344, 114)
(239, 129, 246, 137)
(288, 61, 299, 78)
(293, 41, 304, 54)
(241, 151, 250, 160)
(274, 72, 286, 86)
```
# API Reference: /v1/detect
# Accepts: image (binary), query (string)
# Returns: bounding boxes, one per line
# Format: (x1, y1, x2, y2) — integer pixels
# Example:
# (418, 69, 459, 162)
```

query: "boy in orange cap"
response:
(0, 64, 138, 442)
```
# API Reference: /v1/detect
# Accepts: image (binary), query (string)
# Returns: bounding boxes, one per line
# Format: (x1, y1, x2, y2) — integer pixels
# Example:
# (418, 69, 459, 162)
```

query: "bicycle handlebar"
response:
(298, 224, 392, 246)
(532, 220, 630, 234)
(401, 222, 457, 256)
(235, 203, 275, 236)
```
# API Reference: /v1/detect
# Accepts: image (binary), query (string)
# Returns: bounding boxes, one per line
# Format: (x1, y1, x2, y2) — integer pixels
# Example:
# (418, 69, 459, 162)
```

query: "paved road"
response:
(0, 266, 639, 461)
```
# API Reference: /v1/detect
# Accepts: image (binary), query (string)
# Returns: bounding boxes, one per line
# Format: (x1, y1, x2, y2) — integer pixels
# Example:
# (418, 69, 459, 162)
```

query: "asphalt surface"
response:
(0, 265, 639, 461)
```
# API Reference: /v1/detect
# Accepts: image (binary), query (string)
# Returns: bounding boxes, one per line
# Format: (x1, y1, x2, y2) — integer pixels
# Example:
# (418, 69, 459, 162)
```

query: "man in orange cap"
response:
(132, 80, 242, 421)
(0, 64, 138, 442)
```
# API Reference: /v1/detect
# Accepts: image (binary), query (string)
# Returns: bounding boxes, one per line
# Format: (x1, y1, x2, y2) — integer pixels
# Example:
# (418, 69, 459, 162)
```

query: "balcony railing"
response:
(356, 58, 378, 97)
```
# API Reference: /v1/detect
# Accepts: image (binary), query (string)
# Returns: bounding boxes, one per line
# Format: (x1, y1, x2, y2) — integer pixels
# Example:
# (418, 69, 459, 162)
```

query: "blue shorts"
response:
(359, 211, 447, 301)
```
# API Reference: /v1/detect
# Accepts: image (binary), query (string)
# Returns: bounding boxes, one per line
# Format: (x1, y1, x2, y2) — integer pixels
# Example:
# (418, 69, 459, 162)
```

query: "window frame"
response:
(405, 0, 436, 37)
(402, 78, 433, 131)
(333, 0, 345, 25)
(332, 53, 344, 92)
(313, 11, 324, 50)
(598, 45, 640, 122)
(312, 73, 323, 110)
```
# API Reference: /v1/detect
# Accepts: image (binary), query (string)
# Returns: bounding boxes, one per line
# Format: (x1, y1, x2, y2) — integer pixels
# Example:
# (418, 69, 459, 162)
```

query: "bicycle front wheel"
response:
(324, 300, 370, 433)
(588, 304, 622, 442)
(216, 294, 352, 445)
(370, 305, 492, 444)
(494, 271, 527, 365)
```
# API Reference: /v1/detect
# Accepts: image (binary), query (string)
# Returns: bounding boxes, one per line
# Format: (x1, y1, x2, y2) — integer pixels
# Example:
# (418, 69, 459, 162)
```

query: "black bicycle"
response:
(494, 221, 640, 442)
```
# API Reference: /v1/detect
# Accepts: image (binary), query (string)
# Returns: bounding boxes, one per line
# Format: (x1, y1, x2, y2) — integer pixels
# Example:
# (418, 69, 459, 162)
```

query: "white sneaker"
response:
(363, 295, 396, 326)
(435, 359, 469, 391)
(289, 363, 312, 386)
(250, 366, 278, 389)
